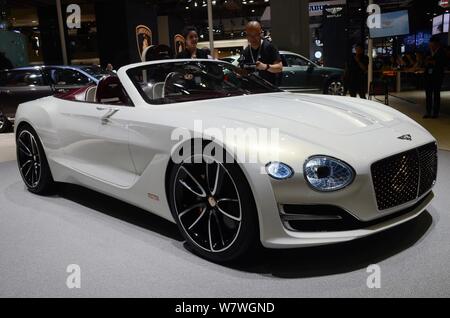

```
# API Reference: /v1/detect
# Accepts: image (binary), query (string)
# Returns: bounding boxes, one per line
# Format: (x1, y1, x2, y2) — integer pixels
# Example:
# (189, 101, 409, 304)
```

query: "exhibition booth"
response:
(0, 0, 449, 301)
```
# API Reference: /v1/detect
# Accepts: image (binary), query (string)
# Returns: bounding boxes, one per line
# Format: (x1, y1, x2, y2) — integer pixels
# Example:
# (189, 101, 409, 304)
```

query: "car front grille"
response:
(371, 143, 438, 211)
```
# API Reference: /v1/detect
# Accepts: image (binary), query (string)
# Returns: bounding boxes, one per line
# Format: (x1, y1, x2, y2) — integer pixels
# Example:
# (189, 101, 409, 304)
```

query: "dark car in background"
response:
(0, 65, 109, 133)
(221, 51, 344, 95)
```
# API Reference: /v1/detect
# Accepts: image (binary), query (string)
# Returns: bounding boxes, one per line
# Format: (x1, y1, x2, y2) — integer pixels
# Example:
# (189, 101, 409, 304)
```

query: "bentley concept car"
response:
(14, 59, 437, 262)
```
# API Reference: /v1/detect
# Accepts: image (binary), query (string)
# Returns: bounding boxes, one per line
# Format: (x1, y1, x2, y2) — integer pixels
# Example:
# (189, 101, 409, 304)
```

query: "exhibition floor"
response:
(0, 133, 449, 297)
(385, 91, 450, 151)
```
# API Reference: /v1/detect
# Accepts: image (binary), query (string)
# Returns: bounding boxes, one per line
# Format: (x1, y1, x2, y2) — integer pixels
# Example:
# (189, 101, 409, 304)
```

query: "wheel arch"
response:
(163, 138, 262, 237)
(323, 74, 345, 95)
(15, 120, 34, 135)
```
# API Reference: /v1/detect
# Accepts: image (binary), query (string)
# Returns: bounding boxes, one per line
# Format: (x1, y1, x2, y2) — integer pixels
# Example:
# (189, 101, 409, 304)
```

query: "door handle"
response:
(100, 107, 120, 124)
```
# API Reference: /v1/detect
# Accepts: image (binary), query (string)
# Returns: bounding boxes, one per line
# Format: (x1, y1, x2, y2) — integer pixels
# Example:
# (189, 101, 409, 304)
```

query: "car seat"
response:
(95, 76, 130, 105)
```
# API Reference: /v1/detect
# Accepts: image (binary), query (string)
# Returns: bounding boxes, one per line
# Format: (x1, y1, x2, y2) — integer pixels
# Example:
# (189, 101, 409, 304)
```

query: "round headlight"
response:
(304, 156, 354, 192)
(266, 162, 294, 180)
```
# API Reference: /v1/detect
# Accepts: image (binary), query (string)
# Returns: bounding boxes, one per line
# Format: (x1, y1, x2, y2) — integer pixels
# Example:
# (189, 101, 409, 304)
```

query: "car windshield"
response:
(127, 60, 282, 105)
(80, 65, 110, 80)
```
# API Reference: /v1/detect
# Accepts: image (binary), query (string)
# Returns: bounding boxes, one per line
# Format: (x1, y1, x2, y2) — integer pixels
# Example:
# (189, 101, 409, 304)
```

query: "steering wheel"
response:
(163, 72, 190, 97)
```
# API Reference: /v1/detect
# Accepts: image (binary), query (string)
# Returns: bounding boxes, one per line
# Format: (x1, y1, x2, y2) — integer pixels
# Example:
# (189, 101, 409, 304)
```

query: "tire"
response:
(16, 124, 55, 194)
(325, 79, 345, 96)
(168, 143, 260, 263)
(0, 111, 12, 133)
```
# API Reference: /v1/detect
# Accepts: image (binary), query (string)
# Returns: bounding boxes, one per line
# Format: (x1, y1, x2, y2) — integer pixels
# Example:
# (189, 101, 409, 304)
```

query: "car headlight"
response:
(304, 156, 355, 192)
(266, 162, 294, 180)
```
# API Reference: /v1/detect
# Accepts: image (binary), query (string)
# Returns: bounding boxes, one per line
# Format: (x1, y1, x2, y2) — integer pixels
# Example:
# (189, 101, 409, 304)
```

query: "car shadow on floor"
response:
(56, 182, 433, 279)
(57, 183, 184, 243)
(232, 211, 433, 278)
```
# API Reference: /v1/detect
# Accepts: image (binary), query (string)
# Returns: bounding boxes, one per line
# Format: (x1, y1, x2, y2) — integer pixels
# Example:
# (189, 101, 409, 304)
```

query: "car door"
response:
(280, 54, 309, 91)
(55, 94, 137, 188)
(0, 69, 53, 119)
(280, 54, 320, 92)
(46, 67, 93, 94)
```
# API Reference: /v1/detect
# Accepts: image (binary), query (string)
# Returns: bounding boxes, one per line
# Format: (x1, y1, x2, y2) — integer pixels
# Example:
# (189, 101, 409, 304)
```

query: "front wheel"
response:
(168, 150, 259, 263)
(326, 79, 345, 96)
(0, 112, 12, 133)
(16, 125, 55, 194)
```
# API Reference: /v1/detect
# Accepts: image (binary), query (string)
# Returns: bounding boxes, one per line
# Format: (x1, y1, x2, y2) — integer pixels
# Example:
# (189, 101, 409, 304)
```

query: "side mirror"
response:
(307, 64, 315, 72)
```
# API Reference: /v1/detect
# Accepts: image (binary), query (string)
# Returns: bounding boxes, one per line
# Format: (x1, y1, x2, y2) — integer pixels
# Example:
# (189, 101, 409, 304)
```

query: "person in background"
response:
(413, 52, 425, 71)
(239, 21, 283, 86)
(176, 26, 208, 59)
(423, 36, 446, 119)
(106, 63, 116, 74)
(345, 43, 369, 99)
(444, 46, 450, 71)
(404, 52, 416, 70)
(0, 52, 13, 70)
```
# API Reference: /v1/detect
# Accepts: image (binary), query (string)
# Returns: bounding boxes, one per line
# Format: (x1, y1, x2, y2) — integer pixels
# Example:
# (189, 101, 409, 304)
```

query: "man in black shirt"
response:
(239, 21, 283, 85)
(345, 43, 369, 99)
(424, 36, 446, 119)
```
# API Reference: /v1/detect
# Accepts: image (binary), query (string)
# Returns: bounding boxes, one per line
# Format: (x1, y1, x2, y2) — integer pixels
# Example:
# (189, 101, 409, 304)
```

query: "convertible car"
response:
(15, 59, 437, 262)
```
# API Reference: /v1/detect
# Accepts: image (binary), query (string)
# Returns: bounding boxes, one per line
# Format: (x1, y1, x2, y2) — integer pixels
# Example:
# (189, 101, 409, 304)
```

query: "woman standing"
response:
(176, 26, 208, 59)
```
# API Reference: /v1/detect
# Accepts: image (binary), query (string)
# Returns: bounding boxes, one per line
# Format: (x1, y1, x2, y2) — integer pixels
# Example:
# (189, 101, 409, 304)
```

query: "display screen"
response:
(432, 13, 449, 35)
(444, 13, 449, 33)
(369, 10, 410, 38)
(432, 15, 444, 35)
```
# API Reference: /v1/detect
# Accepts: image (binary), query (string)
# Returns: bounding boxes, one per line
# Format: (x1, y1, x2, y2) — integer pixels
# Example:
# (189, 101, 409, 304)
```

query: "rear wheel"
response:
(16, 125, 55, 194)
(326, 79, 345, 96)
(0, 112, 12, 133)
(168, 147, 259, 263)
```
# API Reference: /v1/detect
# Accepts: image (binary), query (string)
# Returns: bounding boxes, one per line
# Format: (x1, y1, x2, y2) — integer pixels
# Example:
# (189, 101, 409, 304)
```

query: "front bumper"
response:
(240, 143, 436, 249)
(263, 191, 433, 249)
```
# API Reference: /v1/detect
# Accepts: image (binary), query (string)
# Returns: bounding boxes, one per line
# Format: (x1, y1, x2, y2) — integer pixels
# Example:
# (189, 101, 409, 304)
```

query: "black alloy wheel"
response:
(16, 125, 54, 194)
(169, 149, 259, 263)
(0, 112, 12, 133)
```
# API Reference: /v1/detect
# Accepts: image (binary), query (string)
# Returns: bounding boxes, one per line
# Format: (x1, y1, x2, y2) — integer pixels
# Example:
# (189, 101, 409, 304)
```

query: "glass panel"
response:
(2, 70, 44, 86)
(285, 55, 308, 67)
(127, 60, 281, 105)
(49, 68, 91, 86)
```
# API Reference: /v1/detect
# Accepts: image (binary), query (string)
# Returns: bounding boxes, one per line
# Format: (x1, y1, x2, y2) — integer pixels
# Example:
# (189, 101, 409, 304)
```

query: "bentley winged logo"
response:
(398, 134, 412, 141)
(325, 7, 343, 15)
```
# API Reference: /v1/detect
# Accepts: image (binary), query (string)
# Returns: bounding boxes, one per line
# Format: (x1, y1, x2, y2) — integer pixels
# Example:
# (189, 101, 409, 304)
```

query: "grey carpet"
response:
(0, 152, 450, 298)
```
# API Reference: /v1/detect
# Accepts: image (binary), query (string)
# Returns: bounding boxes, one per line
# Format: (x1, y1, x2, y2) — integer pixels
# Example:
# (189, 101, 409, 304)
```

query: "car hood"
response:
(174, 92, 419, 136)
(161, 92, 433, 163)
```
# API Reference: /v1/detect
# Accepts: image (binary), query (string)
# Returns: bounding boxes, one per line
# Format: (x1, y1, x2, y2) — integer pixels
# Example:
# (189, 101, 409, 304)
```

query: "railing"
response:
(372, 70, 450, 93)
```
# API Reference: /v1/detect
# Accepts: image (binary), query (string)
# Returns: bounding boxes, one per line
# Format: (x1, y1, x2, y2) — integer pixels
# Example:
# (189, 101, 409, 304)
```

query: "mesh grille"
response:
(418, 143, 438, 197)
(371, 143, 437, 211)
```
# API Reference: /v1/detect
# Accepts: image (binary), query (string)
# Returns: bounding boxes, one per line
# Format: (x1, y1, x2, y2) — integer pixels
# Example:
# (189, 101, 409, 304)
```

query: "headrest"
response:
(95, 75, 128, 104)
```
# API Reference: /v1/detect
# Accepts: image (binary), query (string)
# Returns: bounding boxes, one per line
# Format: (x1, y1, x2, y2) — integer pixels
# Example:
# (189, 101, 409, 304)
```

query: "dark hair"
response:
(182, 26, 198, 39)
(354, 43, 364, 49)
(430, 35, 441, 44)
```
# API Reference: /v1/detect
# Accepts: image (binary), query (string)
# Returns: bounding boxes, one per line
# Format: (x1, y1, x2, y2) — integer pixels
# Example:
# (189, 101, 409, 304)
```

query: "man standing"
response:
(345, 43, 369, 99)
(424, 36, 446, 119)
(239, 21, 283, 85)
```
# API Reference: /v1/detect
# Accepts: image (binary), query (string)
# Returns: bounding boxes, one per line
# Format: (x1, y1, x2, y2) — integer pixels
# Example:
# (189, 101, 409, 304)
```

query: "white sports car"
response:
(15, 59, 437, 262)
